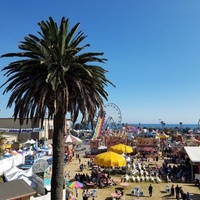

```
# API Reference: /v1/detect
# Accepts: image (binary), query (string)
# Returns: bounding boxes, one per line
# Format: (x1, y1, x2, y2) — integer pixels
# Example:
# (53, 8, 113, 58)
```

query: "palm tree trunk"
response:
(51, 110, 65, 200)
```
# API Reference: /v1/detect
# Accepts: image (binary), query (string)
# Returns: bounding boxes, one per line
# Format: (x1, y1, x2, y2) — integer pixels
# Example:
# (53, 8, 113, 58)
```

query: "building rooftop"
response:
(0, 179, 36, 200)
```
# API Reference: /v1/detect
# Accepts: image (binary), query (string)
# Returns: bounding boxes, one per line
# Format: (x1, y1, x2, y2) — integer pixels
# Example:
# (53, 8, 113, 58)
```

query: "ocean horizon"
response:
(126, 123, 199, 130)
(89, 123, 199, 130)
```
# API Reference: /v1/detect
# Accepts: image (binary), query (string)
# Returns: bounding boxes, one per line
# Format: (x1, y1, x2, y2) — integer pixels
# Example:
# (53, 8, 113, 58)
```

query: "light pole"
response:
(43, 112, 48, 148)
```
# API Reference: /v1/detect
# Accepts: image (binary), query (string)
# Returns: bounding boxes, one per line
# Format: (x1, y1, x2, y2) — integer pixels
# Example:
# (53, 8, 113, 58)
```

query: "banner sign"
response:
(136, 137, 159, 147)
(0, 128, 42, 133)
(105, 135, 128, 148)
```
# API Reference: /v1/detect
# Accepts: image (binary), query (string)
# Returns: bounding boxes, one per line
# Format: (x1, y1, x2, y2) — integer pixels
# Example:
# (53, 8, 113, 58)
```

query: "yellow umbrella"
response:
(94, 151, 126, 167)
(158, 134, 169, 139)
(5, 144, 11, 149)
(109, 143, 133, 154)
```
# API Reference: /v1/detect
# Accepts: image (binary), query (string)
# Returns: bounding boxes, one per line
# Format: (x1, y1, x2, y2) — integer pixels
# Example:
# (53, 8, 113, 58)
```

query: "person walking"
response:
(82, 190, 87, 200)
(175, 184, 180, 200)
(84, 160, 87, 168)
(171, 184, 175, 196)
(148, 184, 153, 197)
(75, 187, 79, 198)
(85, 189, 90, 200)
(67, 171, 71, 180)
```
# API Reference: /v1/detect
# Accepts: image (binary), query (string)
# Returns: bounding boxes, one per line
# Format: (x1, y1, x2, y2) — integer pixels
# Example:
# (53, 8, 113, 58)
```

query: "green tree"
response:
(1, 17, 114, 199)
(81, 120, 89, 130)
(0, 131, 4, 138)
(0, 132, 7, 157)
(74, 123, 82, 130)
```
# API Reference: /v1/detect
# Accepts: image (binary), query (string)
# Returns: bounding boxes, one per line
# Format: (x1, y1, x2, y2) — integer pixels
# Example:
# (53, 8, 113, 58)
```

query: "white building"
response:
(0, 118, 71, 143)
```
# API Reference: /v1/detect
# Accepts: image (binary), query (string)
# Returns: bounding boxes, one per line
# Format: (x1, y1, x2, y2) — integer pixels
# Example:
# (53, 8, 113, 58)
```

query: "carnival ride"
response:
(93, 103, 122, 139)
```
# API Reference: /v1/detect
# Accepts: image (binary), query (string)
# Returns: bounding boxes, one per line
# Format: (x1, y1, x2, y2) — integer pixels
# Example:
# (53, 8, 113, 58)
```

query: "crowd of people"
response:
(162, 158, 192, 183)
(82, 189, 97, 200)
(74, 170, 117, 189)
(63, 133, 199, 200)
(166, 184, 191, 200)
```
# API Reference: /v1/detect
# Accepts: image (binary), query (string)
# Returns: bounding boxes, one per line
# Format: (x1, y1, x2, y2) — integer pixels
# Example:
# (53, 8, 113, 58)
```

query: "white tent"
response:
(24, 139, 36, 145)
(19, 174, 36, 188)
(64, 134, 82, 144)
(6, 172, 36, 187)
(98, 146, 107, 150)
(23, 167, 33, 177)
(3, 166, 22, 177)
(29, 139, 36, 144)
(184, 146, 200, 162)
(5, 170, 24, 182)
(4, 166, 33, 182)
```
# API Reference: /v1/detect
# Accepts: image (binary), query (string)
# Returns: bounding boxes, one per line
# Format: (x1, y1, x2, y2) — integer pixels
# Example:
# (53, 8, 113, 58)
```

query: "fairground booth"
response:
(136, 137, 160, 161)
(89, 133, 135, 157)
(183, 146, 200, 180)
(104, 134, 128, 149)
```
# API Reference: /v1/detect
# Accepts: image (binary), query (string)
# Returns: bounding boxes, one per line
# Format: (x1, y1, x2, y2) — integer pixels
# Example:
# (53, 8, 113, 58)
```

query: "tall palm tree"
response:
(1, 17, 114, 199)
(160, 121, 165, 130)
(179, 122, 182, 130)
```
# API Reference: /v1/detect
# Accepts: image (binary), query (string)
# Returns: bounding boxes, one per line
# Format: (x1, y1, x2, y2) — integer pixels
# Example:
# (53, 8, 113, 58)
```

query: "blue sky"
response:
(0, 0, 200, 124)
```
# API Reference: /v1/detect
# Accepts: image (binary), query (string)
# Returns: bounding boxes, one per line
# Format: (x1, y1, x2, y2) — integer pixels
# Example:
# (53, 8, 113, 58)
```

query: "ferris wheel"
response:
(102, 103, 122, 131)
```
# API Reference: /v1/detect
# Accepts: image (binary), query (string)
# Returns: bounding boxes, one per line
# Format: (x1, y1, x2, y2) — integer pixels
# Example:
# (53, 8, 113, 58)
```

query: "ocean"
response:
(89, 123, 199, 131)
(126, 124, 198, 130)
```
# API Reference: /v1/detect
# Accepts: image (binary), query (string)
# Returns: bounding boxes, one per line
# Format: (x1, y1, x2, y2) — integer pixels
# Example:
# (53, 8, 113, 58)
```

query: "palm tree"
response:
(1, 17, 114, 199)
(160, 121, 165, 130)
(179, 122, 182, 130)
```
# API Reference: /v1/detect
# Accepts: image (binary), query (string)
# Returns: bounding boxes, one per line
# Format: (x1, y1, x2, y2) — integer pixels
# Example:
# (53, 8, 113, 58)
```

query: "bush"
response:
(0, 176, 3, 183)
